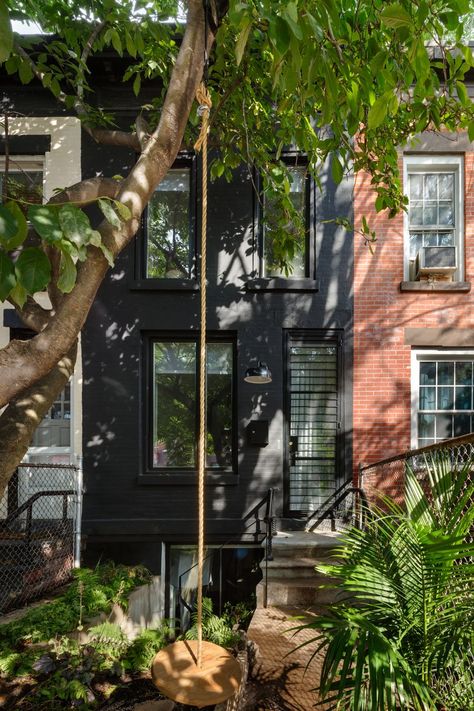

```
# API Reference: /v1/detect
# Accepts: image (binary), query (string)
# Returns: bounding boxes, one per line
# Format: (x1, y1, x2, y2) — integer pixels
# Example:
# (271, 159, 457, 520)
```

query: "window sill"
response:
(244, 277, 319, 292)
(130, 279, 199, 291)
(400, 281, 471, 293)
(137, 471, 238, 486)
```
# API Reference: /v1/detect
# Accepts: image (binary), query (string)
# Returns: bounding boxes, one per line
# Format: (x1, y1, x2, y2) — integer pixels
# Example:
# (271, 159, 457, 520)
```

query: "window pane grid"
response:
(418, 359, 474, 446)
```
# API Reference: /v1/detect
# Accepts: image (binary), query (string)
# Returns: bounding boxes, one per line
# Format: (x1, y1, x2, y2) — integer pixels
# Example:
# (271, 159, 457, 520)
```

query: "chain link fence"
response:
(359, 432, 474, 513)
(0, 463, 81, 613)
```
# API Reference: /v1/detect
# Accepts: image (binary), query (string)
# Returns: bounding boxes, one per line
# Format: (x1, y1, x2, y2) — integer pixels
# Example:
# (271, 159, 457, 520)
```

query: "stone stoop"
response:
(256, 530, 344, 608)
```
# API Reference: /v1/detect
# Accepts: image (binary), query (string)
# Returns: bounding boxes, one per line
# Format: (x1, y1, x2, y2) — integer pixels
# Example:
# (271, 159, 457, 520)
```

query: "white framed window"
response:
(411, 350, 474, 448)
(403, 155, 464, 281)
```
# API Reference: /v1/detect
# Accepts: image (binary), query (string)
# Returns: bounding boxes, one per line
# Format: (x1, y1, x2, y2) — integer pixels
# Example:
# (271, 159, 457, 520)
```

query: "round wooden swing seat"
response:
(151, 640, 242, 709)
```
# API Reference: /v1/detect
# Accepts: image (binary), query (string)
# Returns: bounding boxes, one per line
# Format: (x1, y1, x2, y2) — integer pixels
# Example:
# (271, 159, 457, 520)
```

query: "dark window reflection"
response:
(153, 341, 233, 469)
(146, 169, 193, 278)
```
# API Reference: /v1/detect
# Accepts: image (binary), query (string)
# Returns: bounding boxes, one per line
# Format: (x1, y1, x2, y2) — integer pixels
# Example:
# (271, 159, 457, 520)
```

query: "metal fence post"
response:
(74, 455, 83, 569)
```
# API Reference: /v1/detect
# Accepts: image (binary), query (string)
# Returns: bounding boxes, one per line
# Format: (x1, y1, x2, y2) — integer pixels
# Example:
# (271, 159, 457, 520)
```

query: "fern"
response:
(184, 598, 240, 649)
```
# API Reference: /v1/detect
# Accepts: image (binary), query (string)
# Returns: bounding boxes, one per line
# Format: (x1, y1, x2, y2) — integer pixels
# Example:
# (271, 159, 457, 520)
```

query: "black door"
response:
(284, 332, 342, 515)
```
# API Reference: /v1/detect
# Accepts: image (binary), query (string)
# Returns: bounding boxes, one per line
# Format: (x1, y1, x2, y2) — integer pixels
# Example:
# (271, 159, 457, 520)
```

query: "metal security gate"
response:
(285, 332, 342, 515)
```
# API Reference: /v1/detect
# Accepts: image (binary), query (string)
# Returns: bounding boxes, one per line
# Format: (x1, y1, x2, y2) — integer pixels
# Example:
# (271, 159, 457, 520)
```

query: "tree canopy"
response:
(0, 0, 473, 492)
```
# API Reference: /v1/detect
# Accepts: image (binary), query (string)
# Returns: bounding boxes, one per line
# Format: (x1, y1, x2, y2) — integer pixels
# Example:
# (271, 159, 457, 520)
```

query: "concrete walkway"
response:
(247, 606, 332, 710)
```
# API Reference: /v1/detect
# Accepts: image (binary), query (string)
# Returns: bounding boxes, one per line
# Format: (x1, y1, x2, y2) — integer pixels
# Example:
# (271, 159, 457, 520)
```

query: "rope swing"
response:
(151, 79, 241, 710)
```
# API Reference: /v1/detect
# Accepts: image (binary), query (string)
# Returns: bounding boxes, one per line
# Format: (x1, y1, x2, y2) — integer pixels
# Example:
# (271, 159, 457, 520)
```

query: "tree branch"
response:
(6, 296, 51, 332)
(14, 41, 141, 151)
(0, 0, 216, 408)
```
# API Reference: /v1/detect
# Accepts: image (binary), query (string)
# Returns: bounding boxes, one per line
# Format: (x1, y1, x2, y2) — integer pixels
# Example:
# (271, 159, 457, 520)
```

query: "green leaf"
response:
(0, 250, 16, 301)
(57, 251, 77, 293)
(3, 201, 28, 250)
(58, 204, 92, 247)
(380, 3, 412, 28)
(110, 29, 122, 56)
(468, 120, 474, 143)
(9, 281, 27, 308)
(98, 199, 121, 229)
(0, 0, 13, 63)
(15, 247, 51, 294)
(100, 242, 114, 267)
(331, 155, 343, 184)
(88, 230, 102, 247)
(0, 204, 19, 243)
(28, 205, 63, 243)
(133, 74, 141, 96)
(18, 59, 34, 84)
(272, 16, 292, 55)
(112, 200, 131, 221)
(368, 96, 388, 129)
(235, 18, 252, 66)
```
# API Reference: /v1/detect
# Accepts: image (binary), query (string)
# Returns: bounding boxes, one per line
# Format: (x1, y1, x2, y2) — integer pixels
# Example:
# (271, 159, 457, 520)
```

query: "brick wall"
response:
(353, 151, 474, 482)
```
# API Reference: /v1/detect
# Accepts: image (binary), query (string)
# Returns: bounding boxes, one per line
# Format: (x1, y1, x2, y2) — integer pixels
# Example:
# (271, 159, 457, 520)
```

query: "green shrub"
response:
(184, 598, 240, 649)
(122, 624, 171, 671)
(0, 563, 151, 679)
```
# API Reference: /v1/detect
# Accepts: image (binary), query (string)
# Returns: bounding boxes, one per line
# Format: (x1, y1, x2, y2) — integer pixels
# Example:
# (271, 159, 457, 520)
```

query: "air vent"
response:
(415, 246, 457, 280)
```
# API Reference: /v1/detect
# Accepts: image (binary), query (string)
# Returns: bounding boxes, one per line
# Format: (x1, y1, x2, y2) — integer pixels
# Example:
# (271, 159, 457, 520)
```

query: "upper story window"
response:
(143, 157, 196, 280)
(404, 155, 463, 282)
(260, 159, 312, 279)
(149, 337, 234, 472)
(0, 156, 43, 207)
(413, 352, 474, 448)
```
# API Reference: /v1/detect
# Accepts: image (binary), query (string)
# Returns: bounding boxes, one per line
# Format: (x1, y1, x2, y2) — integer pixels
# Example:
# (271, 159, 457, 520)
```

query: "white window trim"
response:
(0, 117, 82, 464)
(411, 348, 474, 448)
(403, 154, 464, 281)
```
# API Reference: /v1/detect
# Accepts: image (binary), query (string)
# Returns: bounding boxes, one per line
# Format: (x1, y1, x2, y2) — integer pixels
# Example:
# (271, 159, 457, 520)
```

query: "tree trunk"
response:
(0, 344, 77, 501)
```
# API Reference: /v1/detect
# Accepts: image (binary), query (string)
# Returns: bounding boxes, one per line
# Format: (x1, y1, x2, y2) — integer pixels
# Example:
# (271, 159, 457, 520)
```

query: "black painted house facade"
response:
(1, 58, 353, 604)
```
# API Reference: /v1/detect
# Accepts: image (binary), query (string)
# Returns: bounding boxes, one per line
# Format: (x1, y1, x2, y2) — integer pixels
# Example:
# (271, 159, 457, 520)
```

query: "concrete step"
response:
(263, 556, 332, 580)
(270, 530, 342, 560)
(256, 577, 343, 607)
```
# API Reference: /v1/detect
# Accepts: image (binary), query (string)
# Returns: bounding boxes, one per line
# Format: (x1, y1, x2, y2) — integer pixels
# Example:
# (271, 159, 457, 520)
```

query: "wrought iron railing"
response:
(176, 487, 276, 629)
(304, 480, 369, 533)
(0, 463, 81, 612)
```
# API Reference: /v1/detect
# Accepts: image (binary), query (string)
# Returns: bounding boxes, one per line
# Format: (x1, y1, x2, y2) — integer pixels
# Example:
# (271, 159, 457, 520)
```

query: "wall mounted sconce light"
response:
(244, 361, 272, 384)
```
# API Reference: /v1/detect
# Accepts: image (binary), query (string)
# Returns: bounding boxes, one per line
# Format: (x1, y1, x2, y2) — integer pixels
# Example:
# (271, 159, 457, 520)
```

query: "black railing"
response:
(2, 490, 74, 540)
(177, 487, 276, 627)
(304, 481, 369, 533)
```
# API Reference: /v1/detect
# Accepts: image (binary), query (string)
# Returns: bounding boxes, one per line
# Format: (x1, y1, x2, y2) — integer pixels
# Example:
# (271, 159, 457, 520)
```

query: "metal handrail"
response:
(1, 490, 74, 543)
(305, 485, 369, 533)
(177, 487, 277, 623)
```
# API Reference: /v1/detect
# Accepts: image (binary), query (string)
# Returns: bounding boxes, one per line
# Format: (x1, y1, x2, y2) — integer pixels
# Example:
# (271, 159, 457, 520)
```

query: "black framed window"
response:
(149, 337, 234, 471)
(259, 159, 312, 279)
(142, 156, 196, 279)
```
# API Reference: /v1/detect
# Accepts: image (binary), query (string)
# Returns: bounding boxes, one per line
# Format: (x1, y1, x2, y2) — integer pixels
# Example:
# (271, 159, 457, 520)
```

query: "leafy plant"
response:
(122, 624, 171, 672)
(0, 563, 151, 679)
(184, 597, 240, 649)
(298, 452, 474, 710)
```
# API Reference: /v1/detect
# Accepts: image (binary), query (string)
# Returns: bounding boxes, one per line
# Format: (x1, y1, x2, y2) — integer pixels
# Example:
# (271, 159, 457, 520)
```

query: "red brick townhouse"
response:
(354, 130, 474, 483)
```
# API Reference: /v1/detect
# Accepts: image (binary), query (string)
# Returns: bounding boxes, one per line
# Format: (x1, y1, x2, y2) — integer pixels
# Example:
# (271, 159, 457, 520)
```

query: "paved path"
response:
(247, 606, 332, 710)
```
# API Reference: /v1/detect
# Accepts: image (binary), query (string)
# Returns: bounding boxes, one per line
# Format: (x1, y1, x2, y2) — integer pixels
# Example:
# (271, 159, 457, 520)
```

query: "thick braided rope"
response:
(194, 82, 212, 669)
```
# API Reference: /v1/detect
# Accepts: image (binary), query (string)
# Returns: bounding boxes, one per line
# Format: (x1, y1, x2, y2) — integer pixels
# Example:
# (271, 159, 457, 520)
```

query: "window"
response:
(144, 159, 195, 279)
(150, 338, 234, 470)
(404, 155, 463, 281)
(413, 352, 474, 448)
(0, 156, 43, 207)
(260, 161, 311, 278)
(32, 383, 71, 448)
